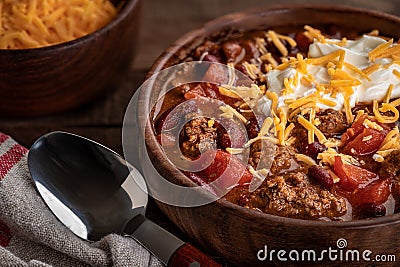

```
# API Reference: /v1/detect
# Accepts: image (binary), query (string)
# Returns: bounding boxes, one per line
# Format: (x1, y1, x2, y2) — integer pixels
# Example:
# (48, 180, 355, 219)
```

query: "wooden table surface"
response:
(2, 0, 400, 265)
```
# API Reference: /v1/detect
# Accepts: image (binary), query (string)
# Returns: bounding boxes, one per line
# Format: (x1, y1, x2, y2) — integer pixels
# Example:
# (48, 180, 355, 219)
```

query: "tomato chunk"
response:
(189, 150, 252, 190)
(342, 114, 368, 144)
(342, 128, 386, 156)
(184, 84, 207, 99)
(333, 156, 378, 191)
(351, 179, 391, 206)
(341, 114, 389, 156)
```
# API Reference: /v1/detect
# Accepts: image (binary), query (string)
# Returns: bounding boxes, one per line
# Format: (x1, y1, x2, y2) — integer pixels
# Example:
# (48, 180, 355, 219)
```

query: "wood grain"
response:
(168, 243, 222, 267)
(0, 0, 141, 117)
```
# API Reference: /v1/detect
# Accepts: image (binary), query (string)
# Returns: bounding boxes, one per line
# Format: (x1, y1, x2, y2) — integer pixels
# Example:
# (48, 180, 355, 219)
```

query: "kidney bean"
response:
(222, 41, 243, 62)
(203, 54, 221, 63)
(300, 140, 327, 160)
(308, 165, 334, 190)
(246, 117, 260, 139)
(356, 203, 386, 219)
(242, 40, 259, 60)
(325, 24, 342, 39)
(294, 32, 312, 53)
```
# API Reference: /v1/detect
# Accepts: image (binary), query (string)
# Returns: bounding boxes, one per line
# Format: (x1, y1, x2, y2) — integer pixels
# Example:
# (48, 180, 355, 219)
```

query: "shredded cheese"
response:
(265, 91, 278, 112)
(363, 119, 384, 131)
(318, 148, 359, 166)
(267, 30, 288, 57)
(0, 0, 117, 49)
(383, 84, 394, 103)
(226, 147, 245, 155)
(306, 50, 345, 66)
(308, 109, 315, 143)
(393, 69, 400, 79)
(295, 153, 316, 166)
(283, 122, 295, 141)
(368, 39, 394, 61)
(373, 100, 399, 123)
(219, 86, 241, 99)
(259, 117, 274, 136)
(362, 63, 381, 75)
(304, 25, 326, 43)
(297, 115, 327, 144)
(260, 53, 278, 66)
(219, 105, 248, 123)
(243, 62, 259, 80)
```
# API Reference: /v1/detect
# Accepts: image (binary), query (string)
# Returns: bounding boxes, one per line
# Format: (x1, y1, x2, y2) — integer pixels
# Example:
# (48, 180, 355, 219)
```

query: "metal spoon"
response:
(28, 131, 220, 267)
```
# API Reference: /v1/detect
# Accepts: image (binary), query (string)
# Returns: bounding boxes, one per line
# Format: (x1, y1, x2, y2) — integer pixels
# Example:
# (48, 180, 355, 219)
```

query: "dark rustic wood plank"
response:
(2, 69, 147, 153)
(134, 0, 400, 70)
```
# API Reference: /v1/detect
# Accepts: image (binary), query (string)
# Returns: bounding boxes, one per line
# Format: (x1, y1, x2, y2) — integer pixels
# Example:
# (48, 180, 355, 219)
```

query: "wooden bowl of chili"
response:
(141, 5, 400, 266)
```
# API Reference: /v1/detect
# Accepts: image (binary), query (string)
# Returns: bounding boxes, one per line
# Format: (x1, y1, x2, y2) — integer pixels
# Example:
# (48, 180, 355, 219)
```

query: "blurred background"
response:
(135, 0, 400, 70)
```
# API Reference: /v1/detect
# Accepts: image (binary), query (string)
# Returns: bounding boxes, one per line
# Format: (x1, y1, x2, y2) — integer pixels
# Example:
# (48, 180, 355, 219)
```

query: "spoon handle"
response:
(128, 216, 221, 267)
(168, 243, 221, 267)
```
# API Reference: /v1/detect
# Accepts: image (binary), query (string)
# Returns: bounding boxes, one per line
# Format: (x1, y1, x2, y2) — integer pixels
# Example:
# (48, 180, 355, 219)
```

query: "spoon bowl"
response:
(28, 132, 147, 240)
(28, 131, 220, 267)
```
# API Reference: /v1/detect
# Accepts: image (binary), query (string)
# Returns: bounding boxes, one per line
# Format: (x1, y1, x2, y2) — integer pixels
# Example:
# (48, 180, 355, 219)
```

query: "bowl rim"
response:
(0, 0, 140, 53)
(143, 4, 400, 228)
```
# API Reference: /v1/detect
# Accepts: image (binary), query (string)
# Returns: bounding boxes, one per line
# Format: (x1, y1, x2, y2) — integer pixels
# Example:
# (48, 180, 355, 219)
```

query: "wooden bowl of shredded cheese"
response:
(141, 5, 400, 266)
(0, 0, 140, 116)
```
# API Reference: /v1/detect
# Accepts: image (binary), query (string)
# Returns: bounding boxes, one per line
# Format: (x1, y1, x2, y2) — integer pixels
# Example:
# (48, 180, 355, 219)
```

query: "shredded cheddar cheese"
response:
(373, 100, 399, 123)
(362, 63, 381, 75)
(267, 30, 288, 56)
(304, 25, 326, 43)
(226, 147, 245, 155)
(369, 39, 394, 61)
(219, 105, 248, 123)
(200, 28, 400, 180)
(393, 69, 400, 79)
(308, 108, 316, 143)
(243, 62, 259, 80)
(383, 84, 394, 103)
(0, 0, 117, 49)
(363, 119, 384, 131)
(297, 115, 327, 144)
(259, 117, 274, 136)
(219, 86, 241, 99)
(260, 53, 278, 66)
(318, 148, 359, 166)
(295, 153, 316, 166)
(306, 50, 345, 66)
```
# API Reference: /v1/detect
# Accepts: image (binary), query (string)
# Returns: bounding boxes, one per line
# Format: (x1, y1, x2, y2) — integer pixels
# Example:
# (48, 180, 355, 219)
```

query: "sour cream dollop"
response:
(257, 35, 400, 115)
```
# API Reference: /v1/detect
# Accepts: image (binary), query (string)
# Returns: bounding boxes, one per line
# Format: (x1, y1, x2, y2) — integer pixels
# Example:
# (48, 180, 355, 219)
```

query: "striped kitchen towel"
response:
(0, 132, 162, 267)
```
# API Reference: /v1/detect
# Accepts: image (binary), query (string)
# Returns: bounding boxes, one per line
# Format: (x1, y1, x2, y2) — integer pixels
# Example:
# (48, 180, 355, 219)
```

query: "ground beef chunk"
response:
(248, 140, 275, 170)
(291, 109, 348, 144)
(249, 141, 298, 175)
(316, 109, 348, 137)
(225, 171, 348, 220)
(194, 40, 221, 58)
(180, 118, 217, 159)
(378, 150, 400, 179)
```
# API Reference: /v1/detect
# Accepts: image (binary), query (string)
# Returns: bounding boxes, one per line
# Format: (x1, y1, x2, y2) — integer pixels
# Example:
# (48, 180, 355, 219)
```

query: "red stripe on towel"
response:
(0, 144, 28, 181)
(0, 220, 12, 247)
(0, 134, 9, 145)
